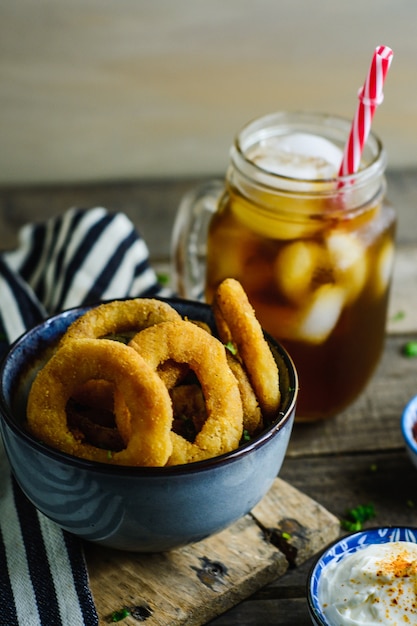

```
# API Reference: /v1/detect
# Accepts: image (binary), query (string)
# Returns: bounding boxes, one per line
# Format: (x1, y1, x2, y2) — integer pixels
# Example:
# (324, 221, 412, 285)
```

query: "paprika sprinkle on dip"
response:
(318, 541, 417, 625)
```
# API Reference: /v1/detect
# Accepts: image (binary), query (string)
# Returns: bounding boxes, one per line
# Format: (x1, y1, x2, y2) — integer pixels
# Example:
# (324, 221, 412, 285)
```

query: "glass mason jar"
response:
(171, 111, 396, 421)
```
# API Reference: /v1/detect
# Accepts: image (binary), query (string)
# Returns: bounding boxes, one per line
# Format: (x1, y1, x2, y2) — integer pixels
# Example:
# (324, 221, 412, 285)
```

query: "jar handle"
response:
(170, 180, 224, 299)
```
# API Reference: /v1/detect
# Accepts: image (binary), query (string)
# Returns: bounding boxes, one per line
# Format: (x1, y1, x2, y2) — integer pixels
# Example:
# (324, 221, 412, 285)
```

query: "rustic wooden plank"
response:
(280, 451, 416, 528)
(211, 449, 417, 626)
(86, 516, 287, 626)
(0, 177, 207, 258)
(286, 333, 416, 458)
(0, 169, 416, 254)
(0, 175, 414, 626)
(85, 478, 339, 626)
(387, 244, 417, 334)
(1, 182, 415, 334)
(209, 597, 312, 626)
(251, 478, 340, 567)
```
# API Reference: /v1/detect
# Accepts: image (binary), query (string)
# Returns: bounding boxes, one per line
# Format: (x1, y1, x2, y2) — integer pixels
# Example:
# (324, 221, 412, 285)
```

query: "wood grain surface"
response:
(0, 170, 415, 625)
(0, 2, 414, 185)
(85, 479, 339, 625)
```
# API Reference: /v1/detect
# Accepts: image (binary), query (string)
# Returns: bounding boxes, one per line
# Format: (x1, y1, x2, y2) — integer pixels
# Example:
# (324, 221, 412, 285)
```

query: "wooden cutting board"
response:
(85, 478, 339, 625)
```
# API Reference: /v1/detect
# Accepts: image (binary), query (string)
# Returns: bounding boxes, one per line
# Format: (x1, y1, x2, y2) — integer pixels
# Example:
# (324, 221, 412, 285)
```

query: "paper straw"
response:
(338, 45, 393, 177)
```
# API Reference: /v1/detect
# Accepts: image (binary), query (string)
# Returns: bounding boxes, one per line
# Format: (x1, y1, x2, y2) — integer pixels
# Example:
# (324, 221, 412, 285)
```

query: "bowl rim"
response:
(401, 394, 417, 456)
(306, 525, 417, 626)
(0, 296, 298, 477)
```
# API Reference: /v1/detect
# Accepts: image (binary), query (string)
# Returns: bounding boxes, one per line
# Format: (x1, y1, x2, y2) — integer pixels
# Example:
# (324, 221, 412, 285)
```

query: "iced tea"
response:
(204, 113, 396, 421)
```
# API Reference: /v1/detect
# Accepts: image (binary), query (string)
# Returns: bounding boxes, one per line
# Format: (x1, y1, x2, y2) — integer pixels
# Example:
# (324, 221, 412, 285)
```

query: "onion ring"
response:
(128, 320, 243, 464)
(225, 352, 263, 435)
(60, 298, 187, 388)
(27, 338, 173, 466)
(213, 278, 280, 419)
(60, 298, 181, 344)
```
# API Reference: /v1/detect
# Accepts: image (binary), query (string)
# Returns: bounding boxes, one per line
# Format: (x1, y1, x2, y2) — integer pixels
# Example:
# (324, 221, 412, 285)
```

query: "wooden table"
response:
(1, 171, 416, 625)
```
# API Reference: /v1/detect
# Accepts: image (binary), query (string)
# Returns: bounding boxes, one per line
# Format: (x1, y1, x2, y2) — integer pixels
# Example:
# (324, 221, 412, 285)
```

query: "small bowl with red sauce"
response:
(401, 394, 417, 471)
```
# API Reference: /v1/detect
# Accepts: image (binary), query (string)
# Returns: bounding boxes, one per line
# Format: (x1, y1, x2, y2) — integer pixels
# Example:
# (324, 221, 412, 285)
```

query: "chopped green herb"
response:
(281, 532, 291, 541)
(157, 272, 170, 286)
(390, 310, 405, 322)
(403, 341, 417, 358)
(241, 429, 251, 443)
(340, 503, 375, 531)
(107, 450, 113, 460)
(110, 608, 130, 622)
(225, 341, 238, 355)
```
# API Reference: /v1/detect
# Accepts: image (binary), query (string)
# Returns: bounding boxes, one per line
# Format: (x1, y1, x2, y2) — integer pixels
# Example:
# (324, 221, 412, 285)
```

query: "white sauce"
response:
(318, 541, 417, 625)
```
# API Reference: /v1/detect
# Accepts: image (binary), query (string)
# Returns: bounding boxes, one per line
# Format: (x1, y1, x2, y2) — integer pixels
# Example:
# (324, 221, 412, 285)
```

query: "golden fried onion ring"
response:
(60, 298, 181, 344)
(60, 297, 187, 388)
(128, 320, 243, 465)
(213, 278, 280, 419)
(226, 352, 263, 435)
(27, 338, 173, 466)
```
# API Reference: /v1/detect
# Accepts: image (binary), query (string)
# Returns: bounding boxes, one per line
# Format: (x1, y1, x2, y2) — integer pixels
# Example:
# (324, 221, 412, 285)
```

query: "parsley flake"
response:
(110, 608, 130, 622)
(340, 503, 375, 531)
(403, 341, 417, 358)
(225, 341, 238, 355)
(390, 310, 405, 322)
(157, 272, 170, 286)
(241, 429, 251, 443)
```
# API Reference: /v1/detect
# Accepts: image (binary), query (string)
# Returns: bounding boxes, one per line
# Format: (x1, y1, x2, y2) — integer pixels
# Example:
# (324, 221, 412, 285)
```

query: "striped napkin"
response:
(0, 207, 169, 625)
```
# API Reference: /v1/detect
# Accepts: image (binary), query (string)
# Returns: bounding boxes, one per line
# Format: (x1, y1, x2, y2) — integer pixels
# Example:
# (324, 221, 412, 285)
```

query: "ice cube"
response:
(326, 232, 368, 303)
(249, 133, 343, 180)
(298, 284, 346, 344)
(274, 240, 323, 303)
(252, 286, 343, 345)
(327, 232, 363, 270)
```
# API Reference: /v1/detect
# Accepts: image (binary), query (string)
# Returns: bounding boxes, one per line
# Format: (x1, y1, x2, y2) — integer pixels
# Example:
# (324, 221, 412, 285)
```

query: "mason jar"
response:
(171, 111, 396, 421)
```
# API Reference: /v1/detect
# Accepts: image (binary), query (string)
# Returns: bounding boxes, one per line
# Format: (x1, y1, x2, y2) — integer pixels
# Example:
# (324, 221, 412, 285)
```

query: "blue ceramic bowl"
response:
(307, 526, 417, 626)
(401, 394, 417, 471)
(0, 297, 297, 552)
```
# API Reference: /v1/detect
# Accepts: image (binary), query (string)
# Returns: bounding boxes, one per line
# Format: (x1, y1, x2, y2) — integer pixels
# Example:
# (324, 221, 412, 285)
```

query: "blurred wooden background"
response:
(0, 1, 415, 186)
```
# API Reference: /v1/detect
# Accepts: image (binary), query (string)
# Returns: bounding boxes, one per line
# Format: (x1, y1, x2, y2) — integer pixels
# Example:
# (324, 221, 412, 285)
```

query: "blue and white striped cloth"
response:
(0, 207, 169, 625)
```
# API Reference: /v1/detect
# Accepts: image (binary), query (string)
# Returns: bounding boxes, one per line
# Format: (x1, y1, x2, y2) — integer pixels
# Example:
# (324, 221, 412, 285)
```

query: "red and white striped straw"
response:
(338, 45, 394, 178)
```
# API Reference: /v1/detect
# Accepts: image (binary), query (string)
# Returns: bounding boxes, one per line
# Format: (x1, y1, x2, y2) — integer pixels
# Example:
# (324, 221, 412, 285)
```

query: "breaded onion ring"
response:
(226, 352, 263, 435)
(128, 320, 243, 465)
(27, 338, 173, 466)
(60, 298, 181, 344)
(60, 298, 187, 388)
(213, 278, 280, 419)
